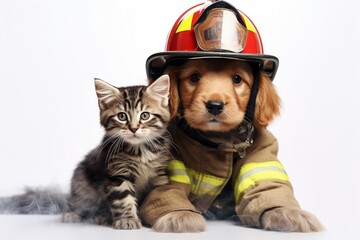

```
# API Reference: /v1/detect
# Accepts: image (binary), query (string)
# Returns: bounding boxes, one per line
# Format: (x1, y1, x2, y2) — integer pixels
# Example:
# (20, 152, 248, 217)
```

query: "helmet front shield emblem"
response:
(194, 8, 248, 52)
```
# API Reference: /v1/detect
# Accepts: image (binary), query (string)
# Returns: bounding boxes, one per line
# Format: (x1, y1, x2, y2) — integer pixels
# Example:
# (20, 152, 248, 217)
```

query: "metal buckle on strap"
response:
(234, 139, 253, 159)
(218, 120, 254, 158)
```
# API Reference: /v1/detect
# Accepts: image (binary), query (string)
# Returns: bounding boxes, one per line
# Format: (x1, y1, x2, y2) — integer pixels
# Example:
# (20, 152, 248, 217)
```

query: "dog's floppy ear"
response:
(255, 72, 281, 127)
(164, 66, 180, 119)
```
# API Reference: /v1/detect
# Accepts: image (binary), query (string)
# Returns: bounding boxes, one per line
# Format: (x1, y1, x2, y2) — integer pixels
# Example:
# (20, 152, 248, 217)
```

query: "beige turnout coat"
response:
(140, 121, 301, 228)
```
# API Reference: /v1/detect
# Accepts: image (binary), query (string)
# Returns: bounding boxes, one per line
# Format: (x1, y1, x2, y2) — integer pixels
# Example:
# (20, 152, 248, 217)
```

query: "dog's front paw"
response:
(153, 211, 206, 232)
(261, 207, 324, 232)
(113, 218, 142, 230)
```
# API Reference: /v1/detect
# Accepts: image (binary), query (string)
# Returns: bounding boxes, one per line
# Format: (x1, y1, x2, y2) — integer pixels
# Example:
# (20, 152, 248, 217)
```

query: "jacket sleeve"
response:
(139, 182, 200, 226)
(233, 128, 301, 228)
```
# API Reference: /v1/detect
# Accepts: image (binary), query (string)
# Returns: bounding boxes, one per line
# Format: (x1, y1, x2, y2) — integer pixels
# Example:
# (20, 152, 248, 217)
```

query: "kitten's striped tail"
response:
(0, 186, 69, 214)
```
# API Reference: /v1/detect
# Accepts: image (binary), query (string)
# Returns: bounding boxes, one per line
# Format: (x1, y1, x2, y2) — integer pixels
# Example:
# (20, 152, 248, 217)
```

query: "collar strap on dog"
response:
(177, 118, 255, 158)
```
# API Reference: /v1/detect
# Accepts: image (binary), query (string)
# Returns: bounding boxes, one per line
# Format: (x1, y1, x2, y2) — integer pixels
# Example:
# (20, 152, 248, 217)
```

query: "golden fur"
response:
(153, 210, 206, 233)
(151, 59, 323, 232)
(168, 59, 280, 131)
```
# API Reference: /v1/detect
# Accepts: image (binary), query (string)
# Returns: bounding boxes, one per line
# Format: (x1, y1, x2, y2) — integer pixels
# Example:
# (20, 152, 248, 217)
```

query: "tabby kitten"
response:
(62, 75, 172, 230)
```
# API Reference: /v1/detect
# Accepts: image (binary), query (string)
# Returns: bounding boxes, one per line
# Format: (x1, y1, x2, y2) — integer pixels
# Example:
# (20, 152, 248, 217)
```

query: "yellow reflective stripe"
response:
(240, 161, 285, 173)
(190, 181, 223, 196)
(167, 160, 227, 196)
(176, 12, 194, 33)
(168, 160, 191, 184)
(168, 159, 187, 170)
(169, 174, 191, 184)
(235, 161, 290, 202)
(187, 168, 224, 186)
(187, 168, 225, 196)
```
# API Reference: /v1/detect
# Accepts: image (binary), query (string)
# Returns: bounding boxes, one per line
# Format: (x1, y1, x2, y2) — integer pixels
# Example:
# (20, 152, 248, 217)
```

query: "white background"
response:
(0, 0, 359, 239)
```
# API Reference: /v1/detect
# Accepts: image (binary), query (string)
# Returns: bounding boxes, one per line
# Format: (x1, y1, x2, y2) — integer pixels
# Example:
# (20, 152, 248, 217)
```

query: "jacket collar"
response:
(176, 118, 254, 158)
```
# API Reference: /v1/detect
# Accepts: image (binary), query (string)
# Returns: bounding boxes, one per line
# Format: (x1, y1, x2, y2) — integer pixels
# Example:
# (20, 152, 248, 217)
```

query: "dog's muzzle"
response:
(206, 100, 224, 116)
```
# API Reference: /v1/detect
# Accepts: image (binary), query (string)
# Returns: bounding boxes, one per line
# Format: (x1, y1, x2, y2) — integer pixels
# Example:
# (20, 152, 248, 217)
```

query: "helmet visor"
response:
(194, 8, 248, 53)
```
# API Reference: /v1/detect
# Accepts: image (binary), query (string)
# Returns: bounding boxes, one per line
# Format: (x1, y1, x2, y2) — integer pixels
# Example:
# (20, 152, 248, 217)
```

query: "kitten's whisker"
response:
(105, 136, 123, 165)
(156, 132, 178, 154)
(102, 135, 119, 166)
(145, 135, 174, 159)
(87, 134, 117, 163)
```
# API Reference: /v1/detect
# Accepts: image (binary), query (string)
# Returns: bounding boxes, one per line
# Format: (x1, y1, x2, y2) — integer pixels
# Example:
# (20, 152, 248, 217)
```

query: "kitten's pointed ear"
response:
(146, 75, 170, 107)
(94, 78, 121, 111)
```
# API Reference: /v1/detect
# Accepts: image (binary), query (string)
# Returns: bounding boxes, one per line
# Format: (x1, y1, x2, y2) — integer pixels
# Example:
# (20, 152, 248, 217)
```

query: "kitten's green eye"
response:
(118, 112, 127, 121)
(140, 112, 150, 120)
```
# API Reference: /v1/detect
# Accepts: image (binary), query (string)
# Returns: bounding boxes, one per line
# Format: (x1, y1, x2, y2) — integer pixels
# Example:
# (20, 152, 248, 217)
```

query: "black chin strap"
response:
(245, 63, 261, 122)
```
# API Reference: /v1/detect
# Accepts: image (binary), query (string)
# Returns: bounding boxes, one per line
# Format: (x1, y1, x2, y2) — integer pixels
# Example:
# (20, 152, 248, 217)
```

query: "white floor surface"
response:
(0, 215, 338, 240)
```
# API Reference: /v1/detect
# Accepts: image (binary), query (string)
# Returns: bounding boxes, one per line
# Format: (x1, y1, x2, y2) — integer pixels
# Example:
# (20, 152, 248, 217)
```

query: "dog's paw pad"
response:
(153, 211, 206, 232)
(262, 207, 324, 232)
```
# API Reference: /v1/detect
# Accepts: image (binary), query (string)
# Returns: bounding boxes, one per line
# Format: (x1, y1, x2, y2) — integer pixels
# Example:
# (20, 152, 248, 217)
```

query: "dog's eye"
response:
(232, 75, 242, 84)
(190, 73, 201, 83)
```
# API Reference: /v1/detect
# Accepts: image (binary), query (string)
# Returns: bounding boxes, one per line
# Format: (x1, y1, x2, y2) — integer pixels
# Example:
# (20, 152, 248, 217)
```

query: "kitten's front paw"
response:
(261, 207, 324, 232)
(95, 216, 111, 226)
(113, 218, 142, 230)
(152, 211, 206, 232)
(62, 212, 81, 223)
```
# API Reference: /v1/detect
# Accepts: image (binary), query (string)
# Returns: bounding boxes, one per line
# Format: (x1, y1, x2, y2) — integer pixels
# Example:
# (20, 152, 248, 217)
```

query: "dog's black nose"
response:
(206, 100, 224, 115)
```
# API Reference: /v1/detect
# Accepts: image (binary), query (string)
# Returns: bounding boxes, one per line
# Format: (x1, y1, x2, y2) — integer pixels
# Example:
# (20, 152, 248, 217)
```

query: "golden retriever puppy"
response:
(169, 59, 280, 130)
(141, 58, 323, 232)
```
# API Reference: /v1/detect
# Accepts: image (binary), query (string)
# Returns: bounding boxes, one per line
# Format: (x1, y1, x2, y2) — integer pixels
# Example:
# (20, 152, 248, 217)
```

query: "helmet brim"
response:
(146, 51, 279, 81)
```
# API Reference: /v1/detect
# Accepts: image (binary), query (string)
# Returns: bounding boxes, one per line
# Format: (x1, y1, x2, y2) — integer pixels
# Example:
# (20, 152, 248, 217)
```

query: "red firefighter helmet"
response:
(146, 0, 279, 81)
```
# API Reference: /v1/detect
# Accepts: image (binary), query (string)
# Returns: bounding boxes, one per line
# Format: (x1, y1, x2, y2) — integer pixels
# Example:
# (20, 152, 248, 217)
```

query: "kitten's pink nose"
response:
(130, 128, 138, 133)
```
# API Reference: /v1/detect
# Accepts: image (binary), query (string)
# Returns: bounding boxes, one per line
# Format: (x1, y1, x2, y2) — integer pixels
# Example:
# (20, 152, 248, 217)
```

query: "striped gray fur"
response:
(64, 75, 172, 229)
(0, 75, 172, 230)
(0, 186, 69, 214)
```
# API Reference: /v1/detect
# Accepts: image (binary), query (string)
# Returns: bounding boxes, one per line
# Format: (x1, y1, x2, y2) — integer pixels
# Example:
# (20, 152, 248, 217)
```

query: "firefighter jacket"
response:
(140, 121, 301, 228)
